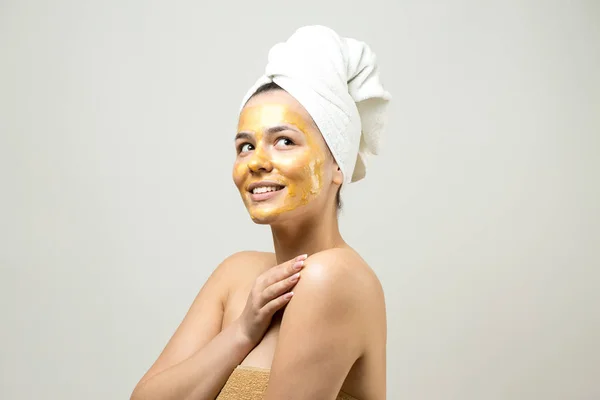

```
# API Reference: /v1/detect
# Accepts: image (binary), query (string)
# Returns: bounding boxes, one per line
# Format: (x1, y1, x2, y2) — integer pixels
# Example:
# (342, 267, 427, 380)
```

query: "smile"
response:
(247, 182, 286, 202)
(252, 185, 283, 194)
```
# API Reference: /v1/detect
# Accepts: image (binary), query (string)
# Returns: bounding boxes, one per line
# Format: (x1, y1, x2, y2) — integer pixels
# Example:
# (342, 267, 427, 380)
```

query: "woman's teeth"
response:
(252, 186, 282, 194)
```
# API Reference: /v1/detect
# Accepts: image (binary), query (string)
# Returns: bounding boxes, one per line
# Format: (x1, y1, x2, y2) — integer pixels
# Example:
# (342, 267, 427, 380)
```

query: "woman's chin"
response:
(250, 214, 274, 225)
(248, 210, 281, 225)
(248, 206, 292, 225)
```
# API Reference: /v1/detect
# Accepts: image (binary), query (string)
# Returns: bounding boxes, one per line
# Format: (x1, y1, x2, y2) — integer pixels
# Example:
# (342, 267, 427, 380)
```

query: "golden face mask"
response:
(232, 103, 327, 222)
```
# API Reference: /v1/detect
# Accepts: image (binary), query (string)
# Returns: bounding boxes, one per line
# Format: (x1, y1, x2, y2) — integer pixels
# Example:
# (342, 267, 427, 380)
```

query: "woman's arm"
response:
(131, 251, 306, 400)
(264, 249, 380, 400)
(130, 252, 250, 400)
(131, 318, 255, 400)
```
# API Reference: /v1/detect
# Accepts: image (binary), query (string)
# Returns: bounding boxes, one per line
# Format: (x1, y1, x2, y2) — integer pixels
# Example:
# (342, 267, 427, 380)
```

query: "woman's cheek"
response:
(308, 158, 324, 195)
(232, 161, 247, 190)
(282, 159, 325, 204)
(274, 149, 312, 174)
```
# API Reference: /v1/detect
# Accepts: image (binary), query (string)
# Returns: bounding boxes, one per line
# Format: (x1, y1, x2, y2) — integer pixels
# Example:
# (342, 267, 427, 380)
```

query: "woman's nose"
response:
(247, 150, 273, 173)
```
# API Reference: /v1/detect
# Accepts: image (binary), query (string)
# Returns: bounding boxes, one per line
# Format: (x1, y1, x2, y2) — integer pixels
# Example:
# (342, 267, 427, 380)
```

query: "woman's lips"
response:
(249, 187, 285, 202)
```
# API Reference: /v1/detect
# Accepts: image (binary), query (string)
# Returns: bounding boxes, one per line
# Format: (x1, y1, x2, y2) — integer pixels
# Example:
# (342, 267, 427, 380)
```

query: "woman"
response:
(131, 25, 391, 400)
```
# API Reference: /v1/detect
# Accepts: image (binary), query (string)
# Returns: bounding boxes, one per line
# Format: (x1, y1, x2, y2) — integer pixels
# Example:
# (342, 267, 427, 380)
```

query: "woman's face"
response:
(232, 89, 341, 224)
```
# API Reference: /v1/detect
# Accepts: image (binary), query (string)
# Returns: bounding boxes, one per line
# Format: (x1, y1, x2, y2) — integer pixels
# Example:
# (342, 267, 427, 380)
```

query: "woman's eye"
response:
(239, 143, 254, 153)
(275, 137, 294, 147)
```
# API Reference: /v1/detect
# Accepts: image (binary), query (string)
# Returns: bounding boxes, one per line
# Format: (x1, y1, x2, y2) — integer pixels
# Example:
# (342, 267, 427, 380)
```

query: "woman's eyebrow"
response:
(265, 124, 303, 135)
(234, 132, 253, 141)
(235, 125, 303, 141)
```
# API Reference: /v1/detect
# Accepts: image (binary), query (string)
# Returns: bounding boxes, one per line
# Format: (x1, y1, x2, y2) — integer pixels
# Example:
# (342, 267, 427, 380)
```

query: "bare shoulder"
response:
(301, 248, 385, 308)
(175, 250, 274, 310)
(215, 250, 276, 275)
(219, 250, 276, 265)
(134, 251, 276, 387)
(266, 248, 385, 398)
(285, 247, 386, 335)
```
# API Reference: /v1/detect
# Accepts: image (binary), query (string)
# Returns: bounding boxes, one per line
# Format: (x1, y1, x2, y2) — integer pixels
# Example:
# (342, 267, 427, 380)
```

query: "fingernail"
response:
(290, 272, 300, 282)
(293, 260, 304, 270)
(297, 254, 308, 261)
(284, 292, 294, 299)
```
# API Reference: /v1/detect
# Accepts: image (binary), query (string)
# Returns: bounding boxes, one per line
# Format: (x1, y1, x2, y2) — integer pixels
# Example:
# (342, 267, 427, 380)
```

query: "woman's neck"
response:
(270, 208, 346, 264)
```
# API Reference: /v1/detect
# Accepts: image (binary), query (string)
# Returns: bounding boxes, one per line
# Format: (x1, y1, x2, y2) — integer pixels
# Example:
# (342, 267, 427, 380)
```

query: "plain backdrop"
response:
(1, 1, 599, 399)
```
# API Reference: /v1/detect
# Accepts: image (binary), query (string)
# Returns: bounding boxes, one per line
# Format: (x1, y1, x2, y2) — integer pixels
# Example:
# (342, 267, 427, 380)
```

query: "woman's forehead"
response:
(239, 90, 319, 132)
(238, 104, 305, 131)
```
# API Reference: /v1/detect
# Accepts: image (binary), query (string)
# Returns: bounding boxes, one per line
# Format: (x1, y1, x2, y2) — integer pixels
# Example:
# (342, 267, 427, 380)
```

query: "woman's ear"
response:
(332, 165, 344, 186)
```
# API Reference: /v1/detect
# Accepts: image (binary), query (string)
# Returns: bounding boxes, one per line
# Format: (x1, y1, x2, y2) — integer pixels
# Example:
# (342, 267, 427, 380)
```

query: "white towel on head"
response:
(241, 25, 391, 183)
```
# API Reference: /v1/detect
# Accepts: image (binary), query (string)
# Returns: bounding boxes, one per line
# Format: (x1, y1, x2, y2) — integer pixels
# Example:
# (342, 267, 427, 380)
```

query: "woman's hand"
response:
(238, 254, 307, 345)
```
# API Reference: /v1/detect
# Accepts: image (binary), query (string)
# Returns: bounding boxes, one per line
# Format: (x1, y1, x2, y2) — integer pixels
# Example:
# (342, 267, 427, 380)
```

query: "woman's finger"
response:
(261, 291, 294, 316)
(262, 254, 307, 288)
(260, 272, 301, 306)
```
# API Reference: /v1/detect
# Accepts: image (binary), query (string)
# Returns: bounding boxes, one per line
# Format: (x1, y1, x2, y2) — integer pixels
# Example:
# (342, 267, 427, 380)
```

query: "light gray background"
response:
(1, 1, 599, 399)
